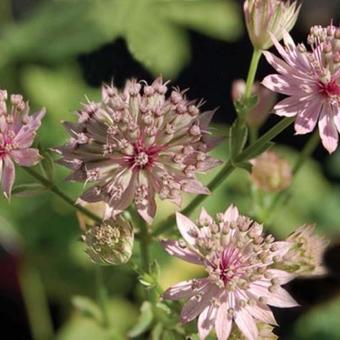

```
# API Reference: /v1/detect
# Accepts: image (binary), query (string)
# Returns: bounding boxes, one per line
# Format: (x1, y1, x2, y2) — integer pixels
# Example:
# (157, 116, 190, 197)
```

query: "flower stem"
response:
(22, 167, 102, 224)
(152, 117, 294, 237)
(244, 49, 262, 100)
(139, 220, 151, 273)
(19, 261, 54, 340)
(95, 265, 110, 328)
(263, 131, 320, 223)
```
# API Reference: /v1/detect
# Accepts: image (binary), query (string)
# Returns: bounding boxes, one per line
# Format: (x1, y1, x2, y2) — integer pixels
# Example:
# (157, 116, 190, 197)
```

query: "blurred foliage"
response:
(0, 0, 242, 77)
(293, 296, 340, 339)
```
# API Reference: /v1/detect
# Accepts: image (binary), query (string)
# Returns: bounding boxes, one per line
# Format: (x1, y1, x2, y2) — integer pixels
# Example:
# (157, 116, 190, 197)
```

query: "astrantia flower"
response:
(250, 151, 292, 192)
(262, 25, 340, 153)
(229, 322, 277, 340)
(0, 90, 45, 199)
(244, 0, 300, 50)
(56, 78, 222, 223)
(276, 224, 329, 276)
(161, 205, 298, 340)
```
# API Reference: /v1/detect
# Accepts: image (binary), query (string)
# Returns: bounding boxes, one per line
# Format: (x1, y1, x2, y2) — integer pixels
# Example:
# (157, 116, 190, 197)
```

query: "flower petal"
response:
(215, 303, 232, 340)
(10, 148, 41, 166)
(162, 278, 209, 301)
(2, 157, 15, 199)
(234, 308, 258, 340)
(318, 107, 339, 153)
(176, 212, 200, 246)
(181, 283, 220, 323)
(160, 240, 203, 265)
(198, 304, 217, 340)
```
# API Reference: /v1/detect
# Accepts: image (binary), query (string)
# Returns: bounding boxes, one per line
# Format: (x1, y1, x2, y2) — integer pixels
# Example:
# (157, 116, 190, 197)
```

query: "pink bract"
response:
(262, 25, 340, 153)
(162, 205, 298, 340)
(55, 78, 222, 223)
(0, 90, 45, 199)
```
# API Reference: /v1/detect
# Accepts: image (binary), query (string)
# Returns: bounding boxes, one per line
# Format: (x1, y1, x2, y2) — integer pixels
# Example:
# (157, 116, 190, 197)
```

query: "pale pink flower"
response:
(243, 0, 300, 50)
(55, 78, 222, 223)
(262, 25, 340, 153)
(161, 205, 298, 340)
(0, 90, 45, 199)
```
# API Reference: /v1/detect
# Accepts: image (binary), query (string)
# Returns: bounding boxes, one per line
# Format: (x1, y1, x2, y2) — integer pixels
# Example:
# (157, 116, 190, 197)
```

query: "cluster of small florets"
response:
(82, 217, 134, 265)
(56, 78, 221, 223)
(162, 206, 298, 340)
(0, 90, 45, 198)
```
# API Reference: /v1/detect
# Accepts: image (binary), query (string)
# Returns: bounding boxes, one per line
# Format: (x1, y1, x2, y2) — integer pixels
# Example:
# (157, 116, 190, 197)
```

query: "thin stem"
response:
(22, 167, 102, 224)
(19, 261, 54, 340)
(152, 117, 294, 237)
(263, 131, 320, 223)
(139, 220, 150, 273)
(244, 49, 262, 100)
(95, 266, 110, 328)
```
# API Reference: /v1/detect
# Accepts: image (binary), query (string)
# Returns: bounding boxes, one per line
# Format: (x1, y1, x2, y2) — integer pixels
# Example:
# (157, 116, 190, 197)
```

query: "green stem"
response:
(263, 131, 320, 223)
(152, 117, 294, 237)
(19, 261, 54, 340)
(95, 266, 110, 328)
(23, 167, 102, 224)
(139, 220, 150, 273)
(244, 49, 262, 100)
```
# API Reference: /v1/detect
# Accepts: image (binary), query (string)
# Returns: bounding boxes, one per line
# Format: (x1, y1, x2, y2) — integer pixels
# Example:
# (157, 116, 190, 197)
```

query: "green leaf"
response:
(150, 260, 161, 282)
(1, 0, 242, 77)
(71, 296, 101, 322)
(151, 323, 164, 340)
(159, 0, 243, 41)
(229, 120, 248, 161)
(128, 301, 154, 337)
(240, 141, 274, 161)
(40, 150, 55, 181)
(293, 297, 340, 339)
(12, 183, 47, 197)
(126, 14, 190, 77)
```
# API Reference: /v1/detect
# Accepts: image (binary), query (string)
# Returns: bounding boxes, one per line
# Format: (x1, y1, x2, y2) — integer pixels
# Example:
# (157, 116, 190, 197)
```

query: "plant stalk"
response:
(23, 167, 102, 224)
(95, 266, 110, 328)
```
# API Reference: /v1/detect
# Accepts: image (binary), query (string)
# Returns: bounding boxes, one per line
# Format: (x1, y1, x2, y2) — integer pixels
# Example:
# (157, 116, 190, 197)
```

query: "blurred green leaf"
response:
(293, 297, 340, 339)
(159, 0, 243, 41)
(71, 295, 101, 322)
(1, 0, 242, 77)
(40, 149, 55, 181)
(12, 183, 47, 198)
(128, 301, 154, 337)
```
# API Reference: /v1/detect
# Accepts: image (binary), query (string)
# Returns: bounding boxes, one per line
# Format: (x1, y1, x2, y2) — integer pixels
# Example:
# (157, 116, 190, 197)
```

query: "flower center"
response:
(217, 247, 243, 285)
(0, 134, 11, 159)
(134, 152, 149, 168)
(318, 79, 340, 97)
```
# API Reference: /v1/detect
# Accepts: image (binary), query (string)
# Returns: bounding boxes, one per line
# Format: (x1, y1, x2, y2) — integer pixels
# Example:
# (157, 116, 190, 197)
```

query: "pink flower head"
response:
(262, 25, 340, 153)
(162, 205, 298, 340)
(0, 90, 45, 199)
(244, 0, 300, 50)
(55, 78, 222, 223)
